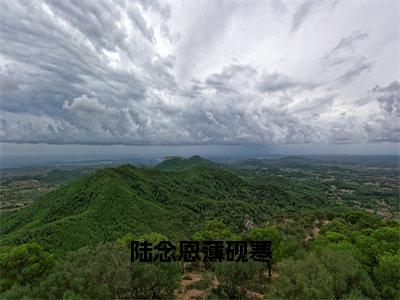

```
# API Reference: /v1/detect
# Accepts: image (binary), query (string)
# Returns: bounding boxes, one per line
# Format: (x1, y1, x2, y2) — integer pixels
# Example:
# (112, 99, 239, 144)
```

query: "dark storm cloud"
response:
(170, 64, 330, 145)
(0, 0, 180, 145)
(0, 0, 154, 116)
(0, 0, 398, 146)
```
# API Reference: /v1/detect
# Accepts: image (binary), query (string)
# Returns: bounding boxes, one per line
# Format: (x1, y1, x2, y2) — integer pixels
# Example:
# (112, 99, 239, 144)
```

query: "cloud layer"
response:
(0, 0, 399, 145)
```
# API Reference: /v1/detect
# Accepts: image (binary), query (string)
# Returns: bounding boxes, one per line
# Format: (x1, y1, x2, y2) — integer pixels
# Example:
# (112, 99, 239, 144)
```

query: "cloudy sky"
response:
(0, 0, 399, 161)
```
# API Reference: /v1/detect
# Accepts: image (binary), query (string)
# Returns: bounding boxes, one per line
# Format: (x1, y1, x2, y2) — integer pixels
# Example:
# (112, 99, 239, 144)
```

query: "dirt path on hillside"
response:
(175, 272, 208, 300)
(175, 269, 278, 300)
(305, 226, 320, 241)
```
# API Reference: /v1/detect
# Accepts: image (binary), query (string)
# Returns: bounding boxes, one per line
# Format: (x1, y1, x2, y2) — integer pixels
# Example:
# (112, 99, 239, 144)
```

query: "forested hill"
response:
(1, 159, 398, 299)
(0, 163, 315, 254)
(155, 155, 220, 170)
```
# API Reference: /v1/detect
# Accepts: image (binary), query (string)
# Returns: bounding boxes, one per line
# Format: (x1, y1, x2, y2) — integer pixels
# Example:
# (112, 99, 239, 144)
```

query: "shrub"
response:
(213, 261, 263, 298)
(270, 253, 334, 299)
(192, 220, 240, 241)
(0, 243, 54, 292)
(320, 218, 351, 235)
(373, 253, 400, 299)
(130, 262, 181, 299)
(0, 284, 32, 300)
(35, 242, 181, 299)
(247, 225, 288, 262)
(270, 249, 376, 299)
(186, 271, 214, 291)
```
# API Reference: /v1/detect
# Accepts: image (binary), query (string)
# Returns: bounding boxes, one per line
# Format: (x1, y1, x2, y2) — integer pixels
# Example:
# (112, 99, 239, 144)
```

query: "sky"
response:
(0, 0, 399, 164)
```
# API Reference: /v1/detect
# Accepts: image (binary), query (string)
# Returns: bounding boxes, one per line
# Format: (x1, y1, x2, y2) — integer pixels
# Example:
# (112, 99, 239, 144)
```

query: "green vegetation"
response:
(155, 155, 220, 170)
(192, 220, 240, 241)
(186, 271, 214, 290)
(270, 249, 377, 299)
(0, 168, 92, 211)
(213, 261, 264, 298)
(269, 213, 399, 299)
(0, 163, 317, 254)
(373, 253, 400, 299)
(0, 155, 398, 299)
(1, 242, 180, 299)
(0, 243, 54, 292)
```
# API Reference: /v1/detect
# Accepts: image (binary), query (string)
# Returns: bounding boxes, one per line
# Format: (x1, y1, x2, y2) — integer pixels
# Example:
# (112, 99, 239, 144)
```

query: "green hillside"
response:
(155, 155, 220, 170)
(1, 159, 399, 299)
(0, 163, 312, 254)
(37, 169, 90, 185)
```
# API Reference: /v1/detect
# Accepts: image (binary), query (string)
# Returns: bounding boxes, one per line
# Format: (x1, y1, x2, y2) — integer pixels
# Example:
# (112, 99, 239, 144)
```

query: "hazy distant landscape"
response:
(2, 154, 399, 215)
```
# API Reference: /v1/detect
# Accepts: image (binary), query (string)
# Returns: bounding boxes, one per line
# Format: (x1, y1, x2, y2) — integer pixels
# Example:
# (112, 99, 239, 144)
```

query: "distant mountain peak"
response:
(155, 155, 217, 170)
(188, 155, 203, 161)
(164, 156, 185, 161)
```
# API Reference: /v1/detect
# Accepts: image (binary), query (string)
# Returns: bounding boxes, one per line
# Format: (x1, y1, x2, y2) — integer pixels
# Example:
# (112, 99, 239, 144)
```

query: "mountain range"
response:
(0, 156, 320, 254)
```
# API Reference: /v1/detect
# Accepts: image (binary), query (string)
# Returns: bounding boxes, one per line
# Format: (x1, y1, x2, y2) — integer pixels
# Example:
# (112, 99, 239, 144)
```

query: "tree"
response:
(0, 243, 54, 292)
(192, 220, 240, 241)
(0, 284, 32, 300)
(35, 243, 130, 299)
(130, 262, 181, 299)
(345, 211, 383, 229)
(353, 226, 400, 267)
(270, 253, 334, 299)
(35, 242, 181, 299)
(373, 253, 400, 299)
(318, 248, 376, 298)
(312, 231, 351, 252)
(116, 232, 168, 248)
(320, 218, 351, 235)
(247, 226, 286, 262)
(270, 249, 376, 299)
(213, 261, 263, 298)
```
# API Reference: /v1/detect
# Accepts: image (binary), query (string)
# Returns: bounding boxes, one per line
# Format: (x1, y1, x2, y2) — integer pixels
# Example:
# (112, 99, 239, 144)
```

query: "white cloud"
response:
(63, 95, 107, 114)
